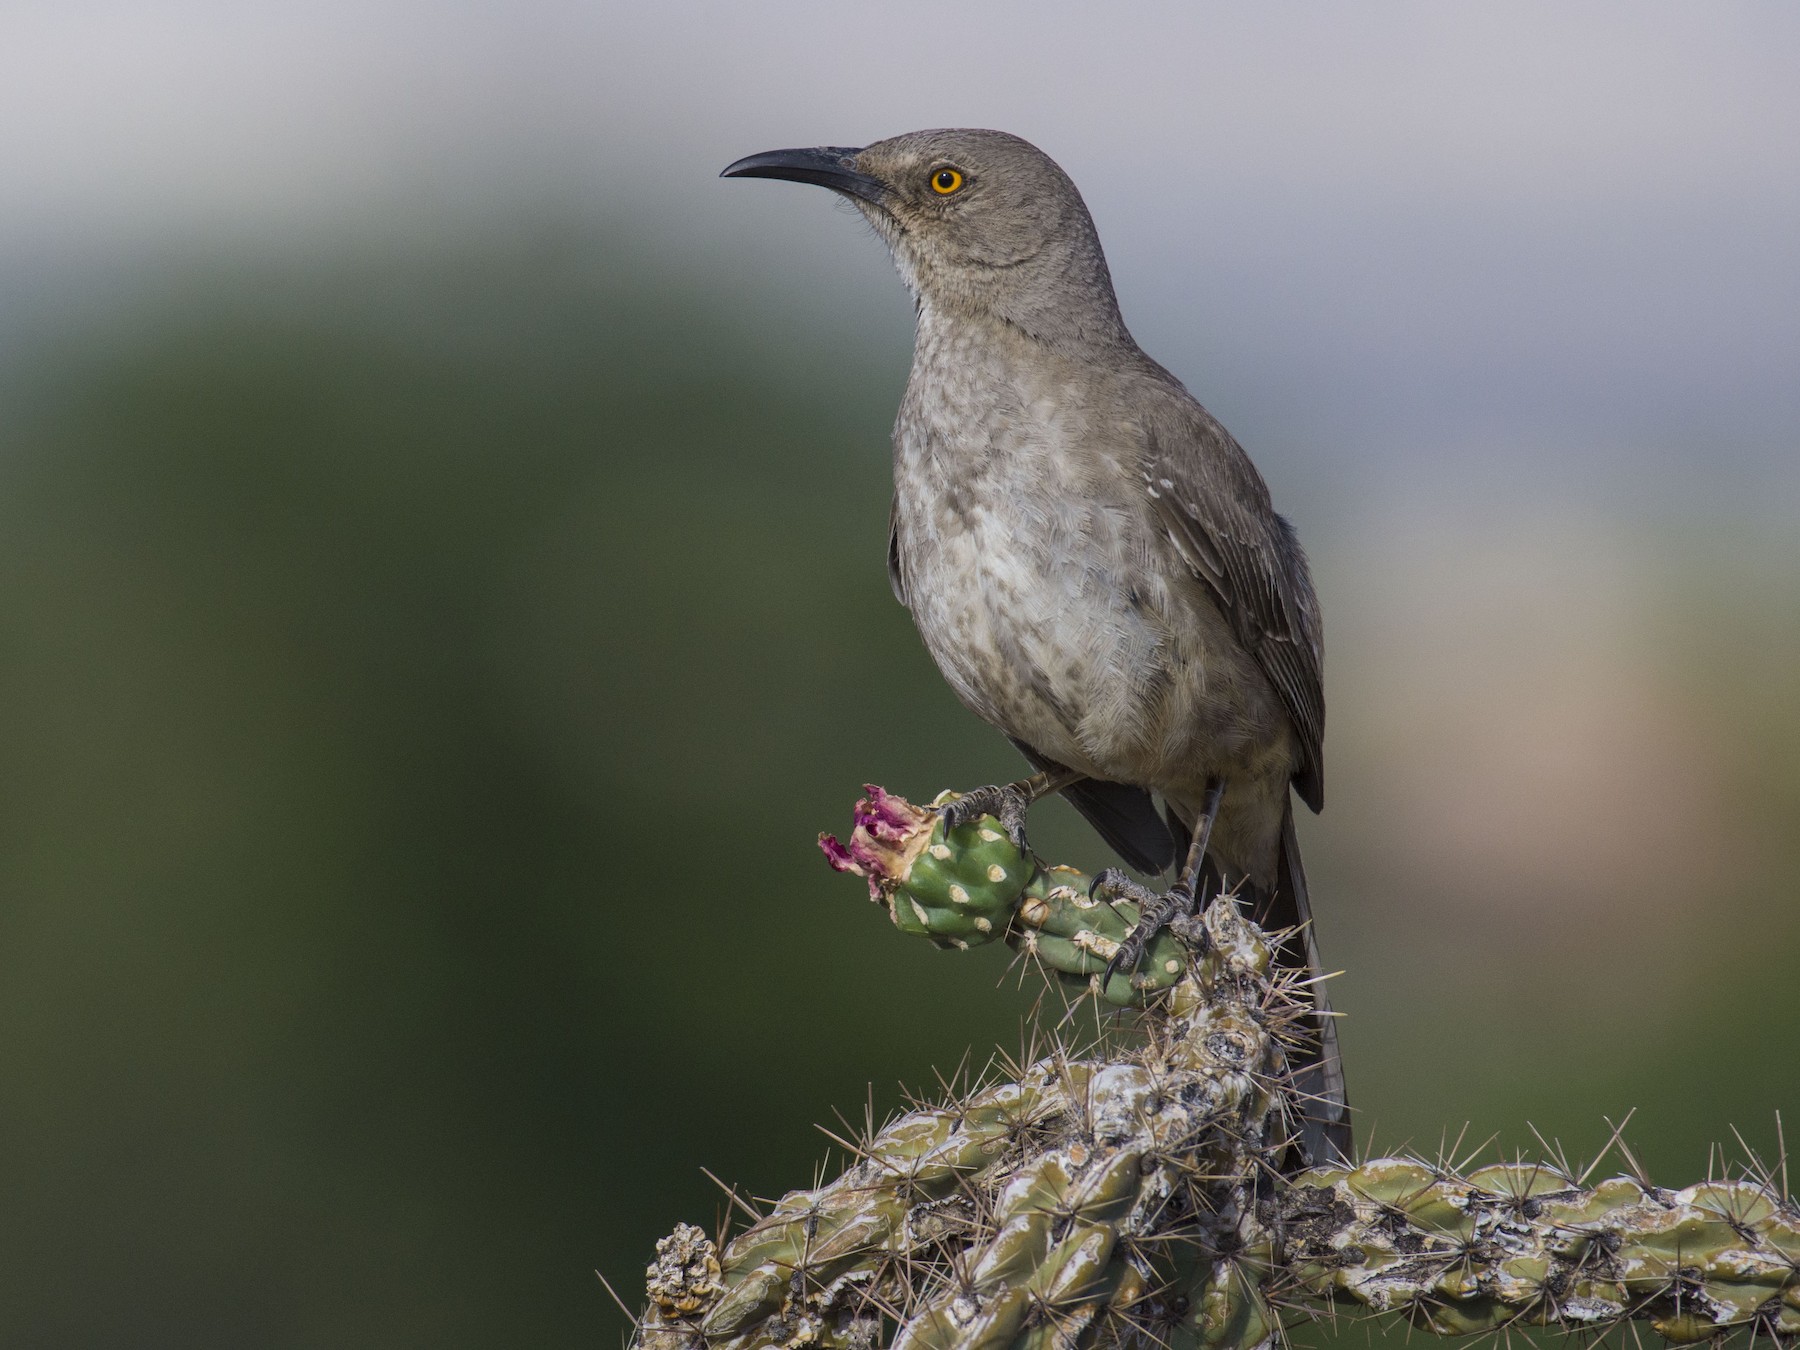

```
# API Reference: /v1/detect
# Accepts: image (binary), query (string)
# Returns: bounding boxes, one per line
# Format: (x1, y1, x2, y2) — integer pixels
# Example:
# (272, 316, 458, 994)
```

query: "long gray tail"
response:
(1259, 800, 1353, 1166)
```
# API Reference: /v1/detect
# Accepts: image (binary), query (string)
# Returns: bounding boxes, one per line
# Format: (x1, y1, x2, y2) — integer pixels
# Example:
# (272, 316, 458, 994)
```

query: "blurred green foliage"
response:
(0, 228, 1056, 1346)
(0, 223, 1793, 1347)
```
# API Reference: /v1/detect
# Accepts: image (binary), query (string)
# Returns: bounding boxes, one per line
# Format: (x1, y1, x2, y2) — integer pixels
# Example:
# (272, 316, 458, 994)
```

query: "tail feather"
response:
(1266, 800, 1352, 1166)
(1007, 739, 1350, 1164)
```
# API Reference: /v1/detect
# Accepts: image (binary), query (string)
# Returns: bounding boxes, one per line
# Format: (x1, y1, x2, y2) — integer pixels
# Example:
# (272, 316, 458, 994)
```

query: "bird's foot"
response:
(1094, 869, 1200, 986)
(940, 780, 1034, 852)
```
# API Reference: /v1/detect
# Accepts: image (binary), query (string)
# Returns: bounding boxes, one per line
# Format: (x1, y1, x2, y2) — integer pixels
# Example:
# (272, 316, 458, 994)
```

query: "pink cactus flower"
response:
(819, 785, 936, 899)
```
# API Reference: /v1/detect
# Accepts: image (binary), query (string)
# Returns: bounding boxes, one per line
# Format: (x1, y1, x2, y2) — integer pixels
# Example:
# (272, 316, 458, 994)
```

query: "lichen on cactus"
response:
(630, 786, 1800, 1350)
(634, 895, 1318, 1350)
(1283, 1162, 1800, 1341)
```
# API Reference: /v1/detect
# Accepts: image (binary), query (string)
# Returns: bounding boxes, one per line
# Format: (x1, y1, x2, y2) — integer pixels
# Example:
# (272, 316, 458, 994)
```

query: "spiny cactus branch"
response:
(820, 784, 1187, 1005)
(631, 788, 1799, 1350)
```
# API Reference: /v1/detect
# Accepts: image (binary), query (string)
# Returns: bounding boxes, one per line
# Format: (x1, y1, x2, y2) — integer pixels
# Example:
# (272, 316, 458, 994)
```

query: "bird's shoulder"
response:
(1109, 359, 1269, 501)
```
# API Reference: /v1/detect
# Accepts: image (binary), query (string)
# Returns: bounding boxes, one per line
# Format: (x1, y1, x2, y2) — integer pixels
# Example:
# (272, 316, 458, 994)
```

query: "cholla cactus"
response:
(821, 786, 1185, 1005)
(632, 787, 1799, 1350)
(1286, 1158, 1800, 1341)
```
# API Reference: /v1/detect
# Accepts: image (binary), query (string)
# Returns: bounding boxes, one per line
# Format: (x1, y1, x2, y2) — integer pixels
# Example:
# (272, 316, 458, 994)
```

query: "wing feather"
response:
(1143, 418, 1326, 811)
(886, 495, 908, 606)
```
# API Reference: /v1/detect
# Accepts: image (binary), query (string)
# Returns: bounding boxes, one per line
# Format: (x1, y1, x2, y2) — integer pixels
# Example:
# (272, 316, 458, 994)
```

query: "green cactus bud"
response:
(909, 804, 1035, 912)
(1013, 874, 1188, 1000)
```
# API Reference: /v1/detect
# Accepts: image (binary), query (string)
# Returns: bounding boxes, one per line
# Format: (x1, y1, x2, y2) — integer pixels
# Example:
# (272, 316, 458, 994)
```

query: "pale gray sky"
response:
(2, 0, 1796, 498)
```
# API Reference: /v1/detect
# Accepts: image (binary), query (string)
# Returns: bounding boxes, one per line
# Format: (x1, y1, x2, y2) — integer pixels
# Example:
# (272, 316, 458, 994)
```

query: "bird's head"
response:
(723, 128, 1128, 348)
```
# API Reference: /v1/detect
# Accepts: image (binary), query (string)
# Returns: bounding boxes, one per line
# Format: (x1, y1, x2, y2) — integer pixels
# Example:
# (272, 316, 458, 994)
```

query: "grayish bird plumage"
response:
(723, 128, 1346, 1161)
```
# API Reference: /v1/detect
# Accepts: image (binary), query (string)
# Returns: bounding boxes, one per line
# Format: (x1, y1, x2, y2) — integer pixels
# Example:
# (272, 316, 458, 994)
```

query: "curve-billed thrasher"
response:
(724, 129, 1348, 1162)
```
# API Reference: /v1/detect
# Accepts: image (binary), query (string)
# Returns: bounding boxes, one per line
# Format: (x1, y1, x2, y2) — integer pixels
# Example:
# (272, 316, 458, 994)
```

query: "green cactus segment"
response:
(894, 1145, 1145, 1350)
(883, 810, 1031, 950)
(638, 794, 1800, 1350)
(1014, 867, 1187, 1006)
(1190, 1260, 1277, 1350)
(823, 788, 1190, 1003)
(689, 1079, 1051, 1346)
(1283, 1165, 1800, 1341)
(637, 898, 1303, 1350)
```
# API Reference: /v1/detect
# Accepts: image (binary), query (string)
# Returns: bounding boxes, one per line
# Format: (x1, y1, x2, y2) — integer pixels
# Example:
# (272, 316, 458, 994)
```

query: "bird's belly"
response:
(904, 501, 1286, 793)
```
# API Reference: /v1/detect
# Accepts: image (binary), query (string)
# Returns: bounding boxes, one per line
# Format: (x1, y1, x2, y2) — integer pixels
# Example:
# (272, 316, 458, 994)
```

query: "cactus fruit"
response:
(822, 786, 1021, 949)
(822, 787, 1186, 1004)
(632, 787, 1800, 1350)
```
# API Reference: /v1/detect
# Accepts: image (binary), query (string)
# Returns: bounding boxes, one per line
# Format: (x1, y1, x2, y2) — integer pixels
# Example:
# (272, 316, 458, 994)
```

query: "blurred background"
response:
(1, 1, 1796, 1344)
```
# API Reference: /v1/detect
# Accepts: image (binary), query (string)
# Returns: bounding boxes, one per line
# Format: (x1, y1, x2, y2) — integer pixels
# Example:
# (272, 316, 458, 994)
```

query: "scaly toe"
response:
(1100, 884, 1190, 985)
(942, 785, 999, 831)
(993, 793, 1033, 851)
(943, 783, 1031, 850)
(1090, 869, 1161, 913)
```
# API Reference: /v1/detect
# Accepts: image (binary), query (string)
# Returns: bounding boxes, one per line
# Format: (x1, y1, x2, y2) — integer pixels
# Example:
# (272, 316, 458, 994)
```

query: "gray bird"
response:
(724, 129, 1348, 1162)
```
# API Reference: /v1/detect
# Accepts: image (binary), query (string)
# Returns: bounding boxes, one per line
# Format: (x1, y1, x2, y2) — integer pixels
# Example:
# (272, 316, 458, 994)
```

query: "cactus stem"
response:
(630, 791, 1800, 1350)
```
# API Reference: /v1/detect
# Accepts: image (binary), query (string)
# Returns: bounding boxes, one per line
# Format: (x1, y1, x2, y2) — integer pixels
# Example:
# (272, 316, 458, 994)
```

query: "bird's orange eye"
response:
(930, 167, 964, 195)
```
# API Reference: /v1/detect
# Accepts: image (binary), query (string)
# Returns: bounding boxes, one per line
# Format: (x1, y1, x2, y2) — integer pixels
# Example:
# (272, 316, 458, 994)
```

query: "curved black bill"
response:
(721, 146, 884, 206)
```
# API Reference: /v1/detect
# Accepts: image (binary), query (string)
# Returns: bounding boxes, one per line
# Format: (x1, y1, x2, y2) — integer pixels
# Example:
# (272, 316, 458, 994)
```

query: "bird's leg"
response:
(1099, 777, 1225, 985)
(939, 766, 1082, 851)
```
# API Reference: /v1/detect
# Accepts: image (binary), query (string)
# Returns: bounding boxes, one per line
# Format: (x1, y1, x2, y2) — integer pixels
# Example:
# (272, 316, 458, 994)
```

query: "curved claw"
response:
(941, 782, 1031, 851)
(1088, 870, 1163, 987)
(1100, 880, 1196, 988)
(1089, 867, 1153, 906)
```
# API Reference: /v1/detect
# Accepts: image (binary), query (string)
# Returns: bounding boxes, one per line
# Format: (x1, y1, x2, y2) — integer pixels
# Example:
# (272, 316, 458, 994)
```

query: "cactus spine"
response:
(632, 789, 1799, 1350)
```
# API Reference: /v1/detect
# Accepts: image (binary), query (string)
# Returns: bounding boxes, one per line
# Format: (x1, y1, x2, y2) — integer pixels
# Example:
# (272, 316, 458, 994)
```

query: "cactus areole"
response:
(630, 788, 1800, 1350)
(821, 787, 1187, 1004)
